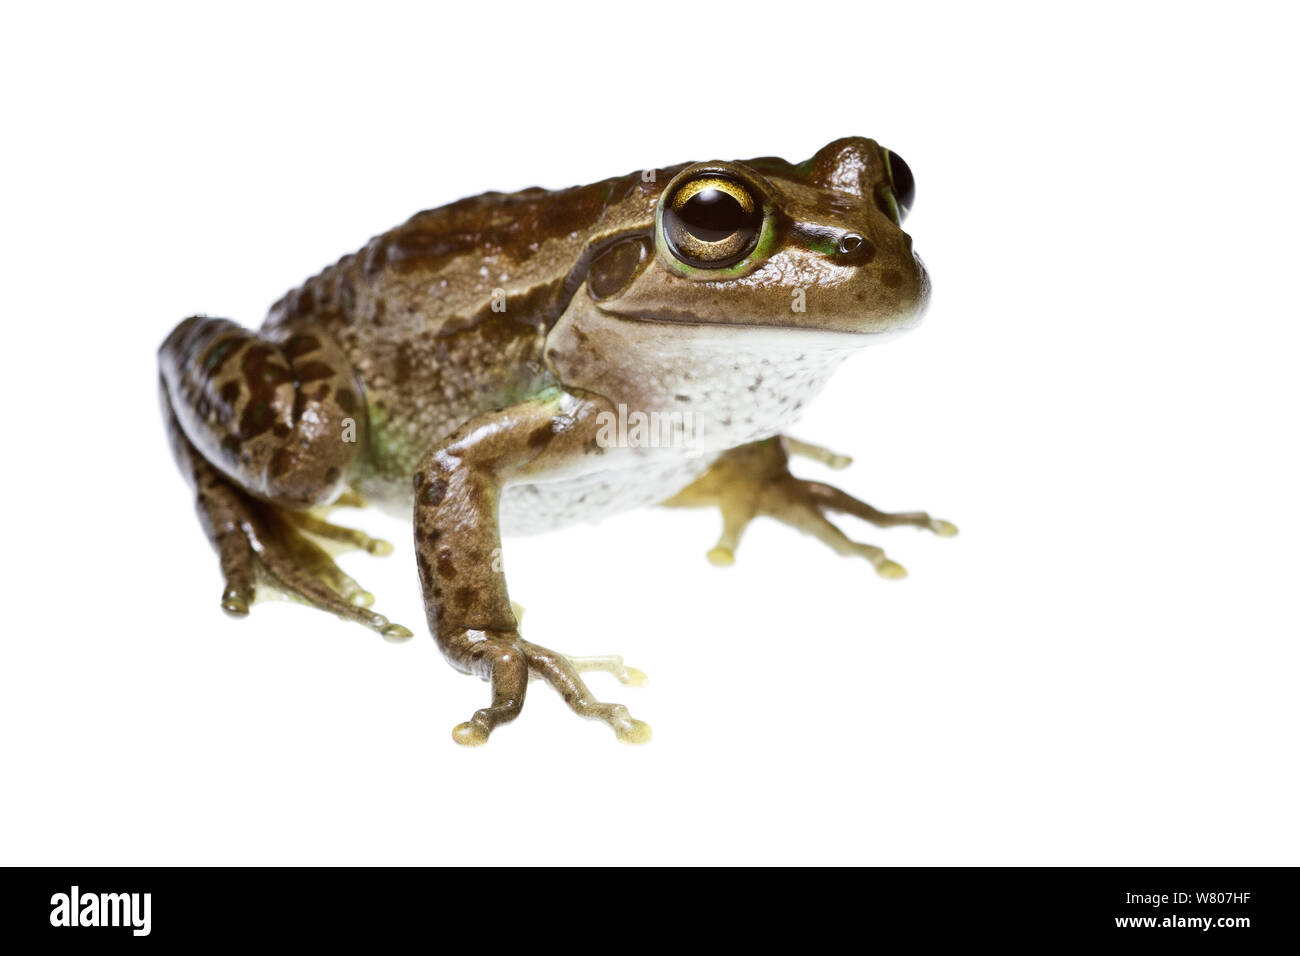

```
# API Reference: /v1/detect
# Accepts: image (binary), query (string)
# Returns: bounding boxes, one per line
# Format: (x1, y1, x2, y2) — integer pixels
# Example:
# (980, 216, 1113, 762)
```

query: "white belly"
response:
(499, 447, 715, 535)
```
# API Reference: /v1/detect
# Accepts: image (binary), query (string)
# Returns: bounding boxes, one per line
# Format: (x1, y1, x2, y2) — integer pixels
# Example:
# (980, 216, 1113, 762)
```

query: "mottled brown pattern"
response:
(436, 548, 457, 580)
(283, 333, 320, 359)
(528, 424, 553, 449)
(160, 316, 368, 507)
(381, 179, 615, 274)
(421, 477, 447, 507)
(255, 165, 681, 502)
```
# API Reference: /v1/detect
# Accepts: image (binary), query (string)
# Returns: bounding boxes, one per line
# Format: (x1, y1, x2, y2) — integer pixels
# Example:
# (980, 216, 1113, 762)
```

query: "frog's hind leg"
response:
(161, 380, 411, 641)
(663, 436, 957, 577)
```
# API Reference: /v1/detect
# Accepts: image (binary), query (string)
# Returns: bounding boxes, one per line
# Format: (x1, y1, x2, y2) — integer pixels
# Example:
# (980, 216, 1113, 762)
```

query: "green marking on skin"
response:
(364, 407, 393, 455)
(882, 189, 900, 225)
(800, 234, 839, 256)
(364, 405, 417, 475)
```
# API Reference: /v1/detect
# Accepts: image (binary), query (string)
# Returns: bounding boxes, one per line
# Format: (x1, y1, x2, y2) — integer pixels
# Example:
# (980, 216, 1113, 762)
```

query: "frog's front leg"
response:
(158, 316, 410, 638)
(415, 391, 650, 747)
(665, 436, 957, 577)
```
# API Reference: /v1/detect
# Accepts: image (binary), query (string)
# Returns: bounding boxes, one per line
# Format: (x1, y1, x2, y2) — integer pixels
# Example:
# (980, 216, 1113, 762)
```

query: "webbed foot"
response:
(199, 475, 411, 641)
(666, 436, 957, 576)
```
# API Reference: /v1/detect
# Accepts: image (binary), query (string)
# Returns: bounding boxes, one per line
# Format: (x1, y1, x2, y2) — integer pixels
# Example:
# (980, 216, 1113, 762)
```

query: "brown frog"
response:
(158, 136, 956, 746)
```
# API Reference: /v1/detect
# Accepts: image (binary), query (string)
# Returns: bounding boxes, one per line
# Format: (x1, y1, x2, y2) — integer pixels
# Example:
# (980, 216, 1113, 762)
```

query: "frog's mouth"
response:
(607, 307, 915, 336)
(591, 304, 921, 347)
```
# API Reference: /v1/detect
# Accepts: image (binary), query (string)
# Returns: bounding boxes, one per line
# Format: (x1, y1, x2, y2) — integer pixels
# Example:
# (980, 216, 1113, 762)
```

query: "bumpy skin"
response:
(158, 136, 956, 745)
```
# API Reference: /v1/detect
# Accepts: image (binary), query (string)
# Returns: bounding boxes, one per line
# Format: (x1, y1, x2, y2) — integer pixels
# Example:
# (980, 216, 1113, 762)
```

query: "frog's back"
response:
(262, 175, 656, 506)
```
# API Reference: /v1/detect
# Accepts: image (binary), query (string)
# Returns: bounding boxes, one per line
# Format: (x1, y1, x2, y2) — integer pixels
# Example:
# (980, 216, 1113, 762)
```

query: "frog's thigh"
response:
(663, 436, 957, 576)
(159, 315, 364, 508)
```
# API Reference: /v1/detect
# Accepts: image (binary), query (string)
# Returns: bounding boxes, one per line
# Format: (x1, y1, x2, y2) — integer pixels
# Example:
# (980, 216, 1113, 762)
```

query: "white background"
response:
(2, 2, 1296, 865)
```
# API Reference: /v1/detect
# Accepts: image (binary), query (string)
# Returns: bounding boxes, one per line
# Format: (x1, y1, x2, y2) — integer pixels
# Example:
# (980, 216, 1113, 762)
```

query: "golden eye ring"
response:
(661, 172, 763, 269)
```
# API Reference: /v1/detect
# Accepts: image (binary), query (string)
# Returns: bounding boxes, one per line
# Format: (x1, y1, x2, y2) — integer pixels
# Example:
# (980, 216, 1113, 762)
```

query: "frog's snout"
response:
(900, 249, 932, 326)
(854, 246, 930, 335)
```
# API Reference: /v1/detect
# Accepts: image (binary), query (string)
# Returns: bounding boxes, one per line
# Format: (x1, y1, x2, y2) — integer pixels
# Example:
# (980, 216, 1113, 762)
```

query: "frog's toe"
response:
(707, 545, 737, 567)
(759, 480, 915, 578)
(563, 654, 649, 687)
(524, 642, 652, 743)
(250, 508, 412, 639)
(204, 490, 412, 641)
(328, 489, 368, 510)
(214, 526, 256, 617)
(451, 719, 492, 747)
(797, 479, 957, 539)
(615, 716, 653, 744)
(782, 436, 853, 470)
(593, 702, 653, 744)
(381, 622, 414, 642)
(287, 509, 394, 557)
(220, 584, 252, 617)
(445, 635, 531, 747)
(874, 557, 909, 580)
(517, 612, 650, 686)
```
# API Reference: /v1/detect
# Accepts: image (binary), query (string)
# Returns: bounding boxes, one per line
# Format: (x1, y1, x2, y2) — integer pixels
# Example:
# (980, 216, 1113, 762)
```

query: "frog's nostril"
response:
(837, 232, 874, 262)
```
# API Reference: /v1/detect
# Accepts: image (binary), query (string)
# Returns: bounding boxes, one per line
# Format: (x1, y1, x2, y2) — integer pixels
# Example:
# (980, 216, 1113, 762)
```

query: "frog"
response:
(157, 136, 956, 746)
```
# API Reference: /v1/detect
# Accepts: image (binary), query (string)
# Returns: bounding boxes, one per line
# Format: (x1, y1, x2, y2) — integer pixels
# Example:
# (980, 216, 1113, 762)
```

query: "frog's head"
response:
(580, 136, 929, 338)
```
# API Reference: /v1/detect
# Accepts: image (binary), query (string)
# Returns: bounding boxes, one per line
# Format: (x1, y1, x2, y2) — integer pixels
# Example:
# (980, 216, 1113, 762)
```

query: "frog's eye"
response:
(662, 174, 763, 269)
(883, 149, 915, 221)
